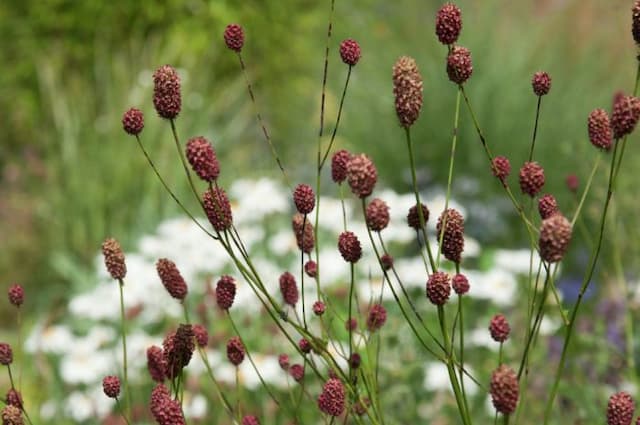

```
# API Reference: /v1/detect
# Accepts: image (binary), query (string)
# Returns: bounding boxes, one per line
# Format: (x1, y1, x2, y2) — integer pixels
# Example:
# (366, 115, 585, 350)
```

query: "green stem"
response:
(528, 96, 542, 162)
(118, 279, 131, 420)
(319, 66, 352, 169)
(348, 262, 355, 383)
(115, 398, 132, 425)
(7, 365, 34, 425)
(169, 119, 203, 209)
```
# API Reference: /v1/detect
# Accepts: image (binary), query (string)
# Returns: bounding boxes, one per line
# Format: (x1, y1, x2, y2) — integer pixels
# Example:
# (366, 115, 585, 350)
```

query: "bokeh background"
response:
(1, 0, 638, 423)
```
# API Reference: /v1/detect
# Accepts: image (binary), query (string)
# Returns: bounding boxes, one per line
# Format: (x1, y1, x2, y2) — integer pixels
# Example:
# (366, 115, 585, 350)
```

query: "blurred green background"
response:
(0, 0, 637, 315)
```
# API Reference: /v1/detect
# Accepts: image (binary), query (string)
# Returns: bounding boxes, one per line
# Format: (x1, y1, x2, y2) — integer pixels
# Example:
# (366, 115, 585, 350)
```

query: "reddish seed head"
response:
(102, 375, 121, 399)
(447, 46, 473, 85)
(345, 317, 358, 331)
(380, 253, 394, 271)
(318, 378, 346, 417)
(242, 416, 260, 425)
(611, 94, 640, 139)
(5, 389, 22, 409)
(490, 365, 519, 414)
(163, 325, 195, 379)
(150, 383, 185, 425)
(279, 271, 299, 306)
(1, 405, 23, 425)
(203, 187, 233, 232)
(349, 353, 362, 369)
(102, 238, 127, 280)
(393, 56, 424, 127)
(305, 260, 318, 278)
(587, 109, 613, 150)
(340, 39, 361, 66)
(426, 272, 451, 305)
(278, 354, 290, 370)
(0, 343, 13, 365)
(452, 273, 470, 295)
(539, 214, 572, 263)
(224, 24, 245, 52)
(192, 324, 209, 348)
(366, 198, 390, 231)
(407, 203, 430, 230)
(436, 208, 465, 264)
(122, 108, 144, 135)
(186, 136, 220, 182)
(491, 156, 511, 184)
(519, 161, 545, 197)
(292, 214, 315, 254)
(298, 338, 312, 354)
(156, 258, 188, 300)
(331, 149, 351, 183)
(313, 300, 326, 316)
(566, 174, 579, 193)
(489, 314, 511, 342)
(293, 184, 315, 214)
(338, 231, 362, 263)
(538, 194, 559, 219)
(607, 391, 635, 425)
(147, 345, 166, 382)
(215, 275, 237, 310)
(290, 363, 305, 382)
(7, 284, 23, 307)
(226, 336, 246, 366)
(367, 304, 387, 332)
(633, 1, 640, 45)
(353, 397, 371, 416)
(531, 71, 551, 96)
(435, 3, 462, 45)
(347, 154, 378, 198)
(152, 65, 181, 119)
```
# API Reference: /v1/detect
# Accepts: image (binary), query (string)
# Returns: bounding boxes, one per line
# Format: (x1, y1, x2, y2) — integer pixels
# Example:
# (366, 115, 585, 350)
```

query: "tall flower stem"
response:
(348, 262, 355, 383)
(117, 279, 131, 420)
(319, 66, 353, 169)
(528, 96, 542, 162)
(6, 365, 34, 425)
(301, 215, 309, 330)
(170, 119, 203, 209)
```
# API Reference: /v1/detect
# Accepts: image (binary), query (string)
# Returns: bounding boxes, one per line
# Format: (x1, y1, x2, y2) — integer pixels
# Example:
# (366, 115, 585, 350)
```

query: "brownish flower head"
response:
(340, 39, 361, 66)
(607, 391, 635, 425)
(338, 231, 362, 263)
(380, 253, 394, 271)
(305, 260, 318, 278)
(331, 149, 351, 183)
(102, 238, 127, 280)
(633, 1, 640, 45)
(313, 300, 326, 316)
(446, 45, 473, 85)
(318, 378, 346, 417)
(519, 161, 545, 197)
(147, 345, 166, 382)
(435, 3, 462, 45)
(203, 187, 233, 232)
(5, 389, 22, 409)
(298, 338, 312, 354)
(347, 154, 378, 198)
(156, 258, 188, 300)
(393, 56, 424, 127)
(539, 214, 572, 263)
(150, 384, 185, 425)
(345, 317, 358, 331)
(349, 352, 362, 369)
(7, 284, 23, 307)
(531, 71, 551, 96)
(566, 174, 579, 193)
(164, 325, 195, 378)
(353, 397, 371, 416)
(490, 365, 519, 414)
(452, 273, 469, 295)
(436, 208, 465, 264)
(366, 198, 390, 231)
(491, 156, 511, 184)
(292, 213, 315, 254)
(278, 354, 290, 370)
(1, 405, 23, 425)
(279, 271, 299, 306)
(242, 416, 260, 425)
(407, 203, 430, 230)
(293, 183, 316, 215)
(102, 375, 121, 399)
(192, 324, 209, 348)
(226, 336, 245, 366)
(489, 314, 511, 342)
(215, 275, 237, 310)
(290, 363, 305, 382)
(0, 343, 12, 365)
(122, 108, 144, 135)
(538, 194, 559, 219)
(367, 304, 387, 332)
(612, 94, 640, 139)
(153, 65, 181, 119)
(587, 109, 613, 150)
(186, 136, 220, 182)
(224, 24, 244, 52)
(426, 271, 451, 305)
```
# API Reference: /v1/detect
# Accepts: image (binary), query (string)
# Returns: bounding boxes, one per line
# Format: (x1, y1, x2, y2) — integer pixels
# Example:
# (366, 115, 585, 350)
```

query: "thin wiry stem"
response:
(118, 279, 132, 421)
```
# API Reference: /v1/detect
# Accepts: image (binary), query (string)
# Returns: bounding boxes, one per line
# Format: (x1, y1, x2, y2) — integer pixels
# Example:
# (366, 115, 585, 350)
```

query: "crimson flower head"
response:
(102, 375, 121, 399)
(152, 65, 181, 119)
(531, 71, 551, 96)
(318, 378, 346, 417)
(7, 284, 24, 307)
(435, 3, 462, 45)
(224, 24, 245, 52)
(340, 39, 361, 66)
(122, 108, 144, 135)
(293, 184, 315, 214)
(186, 136, 220, 182)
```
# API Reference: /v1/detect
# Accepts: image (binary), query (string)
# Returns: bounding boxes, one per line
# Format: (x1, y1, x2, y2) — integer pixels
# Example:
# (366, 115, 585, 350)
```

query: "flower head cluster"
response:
(426, 272, 451, 305)
(347, 154, 377, 198)
(102, 375, 121, 399)
(452, 273, 469, 295)
(293, 183, 315, 215)
(0, 343, 13, 365)
(292, 213, 315, 253)
(163, 325, 195, 378)
(156, 258, 188, 300)
(607, 391, 635, 425)
(491, 156, 511, 184)
(317, 378, 346, 417)
(7, 284, 23, 307)
(587, 109, 613, 150)
(393, 56, 423, 127)
(435, 3, 462, 45)
(490, 365, 519, 414)
(539, 214, 572, 263)
(446, 46, 473, 85)
(122, 108, 144, 135)
(338, 231, 362, 263)
(331, 150, 351, 183)
(147, 345, 166, 382)
(102, 238, 127, 280)
(366, 198, 390, 231)
(150, 384, 186, 425)
(203, 187, 233, 232)
(367, 304, 387, 331)
(226, 336, 246, 366)
(186, 136, 220, 182)
(340, 39, 361, 66)
(224, 24, 245, 52)
(407, 203, 429, 230)
(152, 65, 181, 119)
(1, 405, 23, 425)
(519, 161, 545, 197)
(611, 94, 640, 139)
(279, 271, 299, 306)
(489, 314, 510, 342)
(215, 275, 237, 310)
(436, 208, 465, 264)
(531, 71, 551, 96)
